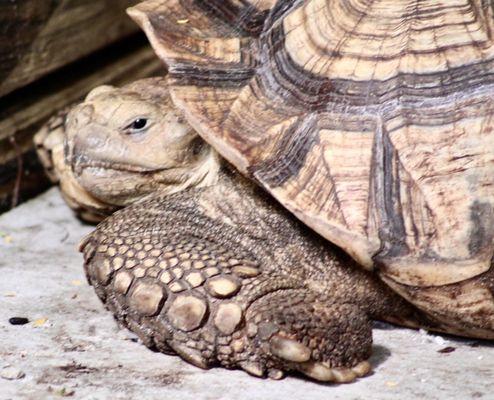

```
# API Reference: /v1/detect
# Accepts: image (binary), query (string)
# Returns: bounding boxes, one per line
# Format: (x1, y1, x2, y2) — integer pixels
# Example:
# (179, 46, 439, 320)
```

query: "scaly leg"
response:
(80, 172, 430, 382)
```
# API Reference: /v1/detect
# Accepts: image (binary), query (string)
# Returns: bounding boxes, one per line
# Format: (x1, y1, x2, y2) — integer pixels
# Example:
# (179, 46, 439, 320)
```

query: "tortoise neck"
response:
(183, 145, 222, 190)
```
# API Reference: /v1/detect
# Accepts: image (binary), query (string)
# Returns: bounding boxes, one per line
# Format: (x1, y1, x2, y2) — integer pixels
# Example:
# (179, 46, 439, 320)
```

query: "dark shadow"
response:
(373, 320, 494, 349)
(372, 321, 399, 331)
(436, 333, 494, 348)
(369, 344, 392, 368)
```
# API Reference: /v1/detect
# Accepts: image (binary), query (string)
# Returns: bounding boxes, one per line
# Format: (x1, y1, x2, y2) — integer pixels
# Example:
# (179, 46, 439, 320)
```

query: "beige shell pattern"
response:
(129, 0, 494, 288)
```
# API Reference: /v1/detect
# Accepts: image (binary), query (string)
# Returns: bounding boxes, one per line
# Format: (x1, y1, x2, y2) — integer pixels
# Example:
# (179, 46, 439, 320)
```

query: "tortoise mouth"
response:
(72, 157, 169, 176)
(74, 161, 170, 206)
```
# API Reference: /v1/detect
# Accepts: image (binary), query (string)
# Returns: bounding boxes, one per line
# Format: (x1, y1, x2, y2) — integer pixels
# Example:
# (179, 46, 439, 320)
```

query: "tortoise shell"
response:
(129, 0, 494, 288)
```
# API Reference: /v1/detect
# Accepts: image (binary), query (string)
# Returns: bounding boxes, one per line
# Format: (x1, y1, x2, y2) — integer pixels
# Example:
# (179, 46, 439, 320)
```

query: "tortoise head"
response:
(65, 77, 220, 206)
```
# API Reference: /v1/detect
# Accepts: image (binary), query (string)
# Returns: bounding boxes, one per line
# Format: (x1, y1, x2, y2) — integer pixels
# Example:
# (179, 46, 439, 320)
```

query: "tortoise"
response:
(35, 0, 494, 383)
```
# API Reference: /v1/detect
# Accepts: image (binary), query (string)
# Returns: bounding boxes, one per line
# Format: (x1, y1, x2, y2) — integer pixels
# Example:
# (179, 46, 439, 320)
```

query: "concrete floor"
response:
(0, 188, 493, 400)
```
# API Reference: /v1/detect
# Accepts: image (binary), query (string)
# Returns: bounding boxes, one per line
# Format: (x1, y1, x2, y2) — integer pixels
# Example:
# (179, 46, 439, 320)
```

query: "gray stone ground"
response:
(0, 188, 493, 400)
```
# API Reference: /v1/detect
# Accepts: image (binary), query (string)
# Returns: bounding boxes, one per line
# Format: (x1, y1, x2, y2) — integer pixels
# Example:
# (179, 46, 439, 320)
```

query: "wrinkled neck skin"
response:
(153, 144, 222, 197)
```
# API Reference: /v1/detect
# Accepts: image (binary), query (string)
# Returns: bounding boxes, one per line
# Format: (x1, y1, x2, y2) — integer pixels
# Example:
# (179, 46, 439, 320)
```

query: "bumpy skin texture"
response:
(81, 168, 433, 382)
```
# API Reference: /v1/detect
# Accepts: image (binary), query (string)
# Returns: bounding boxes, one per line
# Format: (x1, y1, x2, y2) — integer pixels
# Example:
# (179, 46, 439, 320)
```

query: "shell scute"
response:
(130, 0, 494, 286)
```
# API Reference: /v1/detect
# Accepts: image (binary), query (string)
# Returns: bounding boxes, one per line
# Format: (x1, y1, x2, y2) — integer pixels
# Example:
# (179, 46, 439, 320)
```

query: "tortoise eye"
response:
(125, 118, 148, 133)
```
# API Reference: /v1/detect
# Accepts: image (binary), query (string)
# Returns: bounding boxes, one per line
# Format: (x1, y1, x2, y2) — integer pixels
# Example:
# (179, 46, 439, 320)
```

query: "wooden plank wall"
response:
(0, 1, 164, 212)
(0, 0, 140, 96)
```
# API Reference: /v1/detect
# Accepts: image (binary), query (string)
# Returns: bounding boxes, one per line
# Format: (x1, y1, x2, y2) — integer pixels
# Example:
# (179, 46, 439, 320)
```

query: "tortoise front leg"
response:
(79, 199, 380, 383)
(82, 233, 373, 383)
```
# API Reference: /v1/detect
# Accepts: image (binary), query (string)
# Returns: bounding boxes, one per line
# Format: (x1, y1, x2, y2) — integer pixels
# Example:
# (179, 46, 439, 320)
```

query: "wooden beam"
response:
(0, 0, 140, 97)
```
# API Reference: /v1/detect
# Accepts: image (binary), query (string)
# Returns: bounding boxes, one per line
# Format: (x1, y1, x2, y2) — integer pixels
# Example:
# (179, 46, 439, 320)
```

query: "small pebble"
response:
(1, 366, 25, 380)
(438, 346, 456, 354)
(9, 317, 29, 325)
(33, 318, 48, 327)
(48, 386, 75, 397)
